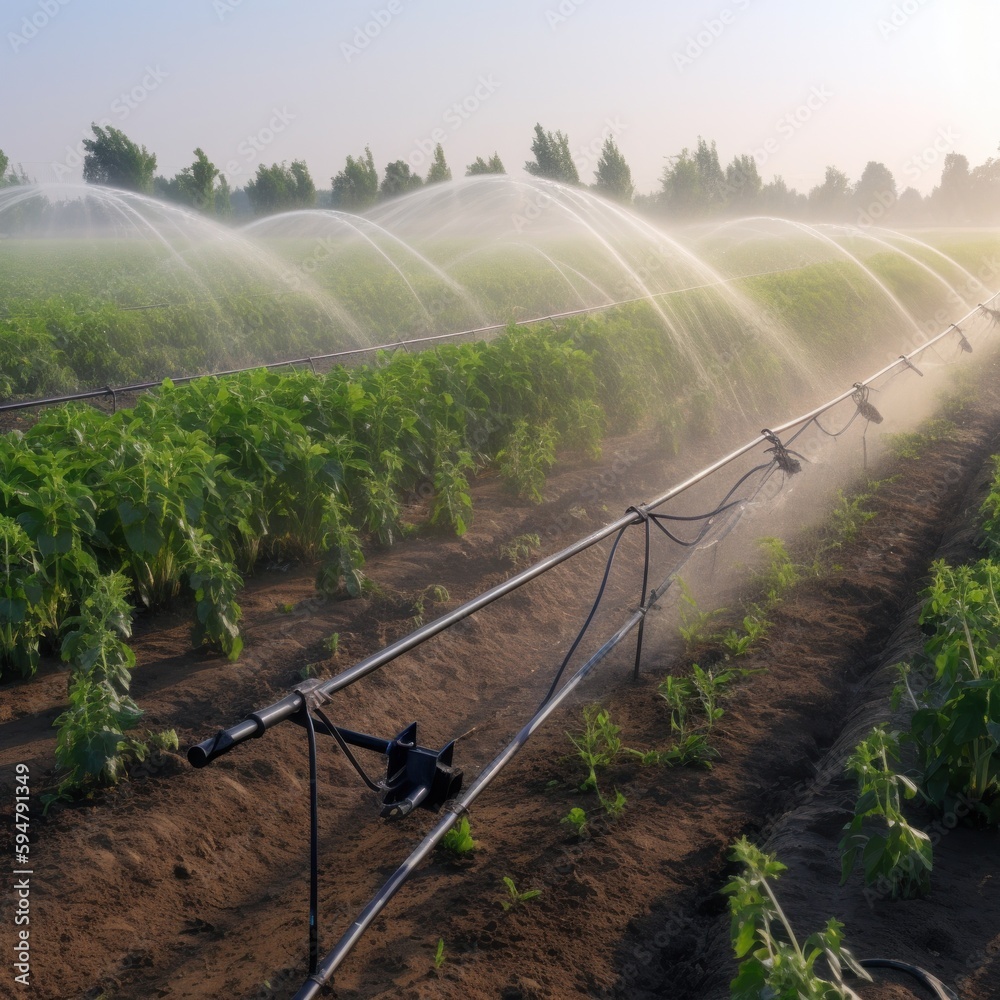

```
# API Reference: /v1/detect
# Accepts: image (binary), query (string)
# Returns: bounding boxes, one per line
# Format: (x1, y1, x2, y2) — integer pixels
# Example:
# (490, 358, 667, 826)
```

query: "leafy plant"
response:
(434, 938, 446, 970)
(561, 806, 588, 837)
(322, 631, 340, 656)
(498, 532, 542, 567)
(441, 815, 477, 856)
(500, 876, 541, 910)
(724, 837, 871, 999)
(412, 584, 450, 626)
(567, 705, 622, 791)
(827, 488, 877, 547)
(839, 726, 932, 898)
(497, 418, 558, 503)
(598, 787, 627, 820)
(721, 609, 770, 657)
(676, 579, 726, 653)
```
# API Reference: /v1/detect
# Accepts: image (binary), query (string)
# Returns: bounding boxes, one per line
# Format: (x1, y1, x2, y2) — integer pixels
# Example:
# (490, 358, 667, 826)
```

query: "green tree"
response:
(808, 165, 852, 220)
(853, 160, 897, 221)
(659, 138, 725, 217)
(524, 124, 579, 184)
(82, 125, 157, 194)
(245, 160, 316, 215)
(215, 174, 233, 218)
(723, 154, 762, 213)
(426, 143, 452, 184)
(331, 146, 379, 210)
(931, 153, 972, 223)
(380, 159, 423, 200)
(593, 137, 634, 203)
(0, 150, 28, 187)
(466, 152, 505, 175)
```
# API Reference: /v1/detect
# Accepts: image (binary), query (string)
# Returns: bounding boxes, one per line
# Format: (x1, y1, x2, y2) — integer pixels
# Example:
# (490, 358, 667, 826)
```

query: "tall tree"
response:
(246, 160, 317, 215)
(331, 147, 379, 210)
(593, 137, 634, 203)
(466, 152, 505, 176)
(659, 139, 725, 217)
(724, 154, 762, 213)
(426, 144, 452, 184)
(82, 124, 157, 194)
(379, 160, 423, 200)
(931, 153, 972, 223)
(808, 166, 852, 220)
(0, 149, 28, 187)
(524, 124, 579, 184)
(155, 148, 220, 213)
(215, 174, 233, 218)
(853, 160, 897, 219)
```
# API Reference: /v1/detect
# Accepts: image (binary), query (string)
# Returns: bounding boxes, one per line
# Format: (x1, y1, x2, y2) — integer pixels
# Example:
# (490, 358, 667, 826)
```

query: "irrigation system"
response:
(182, 297, 999, 997)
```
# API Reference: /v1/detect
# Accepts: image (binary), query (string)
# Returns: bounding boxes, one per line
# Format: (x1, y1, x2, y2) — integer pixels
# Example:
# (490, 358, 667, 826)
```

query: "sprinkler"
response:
(851, 383, 883, 424)
(899, 355, 924, 377)
(761, 429, 802, 475)
(951, 324, 973, 353)
(978, 302, 1000, 327)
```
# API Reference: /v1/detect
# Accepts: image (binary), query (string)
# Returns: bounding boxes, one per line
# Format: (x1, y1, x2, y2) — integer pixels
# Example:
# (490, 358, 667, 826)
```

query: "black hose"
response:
(859, 957, 959, 1000)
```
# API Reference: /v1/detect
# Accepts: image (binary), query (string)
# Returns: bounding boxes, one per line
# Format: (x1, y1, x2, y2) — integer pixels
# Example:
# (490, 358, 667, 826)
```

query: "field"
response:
(3, 215, 1000, 1000)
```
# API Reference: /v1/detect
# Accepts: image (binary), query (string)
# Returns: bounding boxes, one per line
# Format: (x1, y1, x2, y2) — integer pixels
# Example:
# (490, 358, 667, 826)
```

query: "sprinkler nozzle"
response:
(761, 429, 802, 475)
(899, 356, 924, 377)
(851, 383, 883, 424)
(951, 325, 973, 353)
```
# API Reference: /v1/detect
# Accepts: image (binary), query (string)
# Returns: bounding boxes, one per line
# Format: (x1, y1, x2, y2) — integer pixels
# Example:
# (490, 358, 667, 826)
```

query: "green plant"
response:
(884, 418, 955, 460)
(755, 537, 807, 603)
(676, 579, 726, 653)
(724, 837, 870, 999)
(907, 559, 1000, 823)
(322, 632, 340, 656)
(434, 938, 446, 970)
(561, 806, 588, 837)
(839, 726, 932, 898)
(441, 815, 477, 856)
(721, 610, 770, 657)
(498, 532, 542, 567)
(827, 488, 877, 547)
(412, 584, 450, 626)
(497, 418, 558, 503)
(567, 705, 622, 791)
(598, 787, 627, 820)
(500, 876, 541, 910)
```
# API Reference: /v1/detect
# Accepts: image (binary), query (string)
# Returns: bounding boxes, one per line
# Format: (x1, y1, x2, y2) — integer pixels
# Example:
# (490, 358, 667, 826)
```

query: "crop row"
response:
(1, 309, 706, 796)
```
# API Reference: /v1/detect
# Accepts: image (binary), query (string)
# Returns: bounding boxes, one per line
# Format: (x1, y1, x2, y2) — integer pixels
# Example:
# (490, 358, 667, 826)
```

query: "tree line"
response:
(3, 122, 1000, 227)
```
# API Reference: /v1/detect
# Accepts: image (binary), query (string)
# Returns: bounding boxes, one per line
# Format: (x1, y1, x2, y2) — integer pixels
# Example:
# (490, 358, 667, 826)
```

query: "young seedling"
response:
(566, 705, 622, 791)
(724, 837, 871, 999)
(500, 876, 541, 911)
(440, 815, 477, 856)
(561, 806, 588, 837)
(598, 787, 627, 820)
(322, 631, 340, 656)
(498, 532, 542, 567)
(677, 579, 726, 653)
(433, 938, 446, 969)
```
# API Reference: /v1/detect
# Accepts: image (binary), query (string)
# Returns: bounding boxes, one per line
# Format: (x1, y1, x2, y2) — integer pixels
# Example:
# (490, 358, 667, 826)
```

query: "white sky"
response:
(3, 0, 999, 196)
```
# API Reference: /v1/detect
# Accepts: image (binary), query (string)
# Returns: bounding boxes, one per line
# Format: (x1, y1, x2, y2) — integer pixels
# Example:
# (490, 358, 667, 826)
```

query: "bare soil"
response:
(3, 366, 1000, 1000)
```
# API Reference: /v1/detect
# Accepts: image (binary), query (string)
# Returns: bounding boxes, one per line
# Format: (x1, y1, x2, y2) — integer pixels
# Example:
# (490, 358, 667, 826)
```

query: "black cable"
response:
(810, 409, 861, 439)
(537, 524, 630, 710)
(302, 709, 320, 976)
(858, 958, 958, 1000)
(311, 705, 387, 793)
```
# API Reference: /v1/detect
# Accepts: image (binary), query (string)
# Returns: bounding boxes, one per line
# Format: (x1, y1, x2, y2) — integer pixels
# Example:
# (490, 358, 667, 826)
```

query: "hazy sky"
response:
(4, 0, 999, 197)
